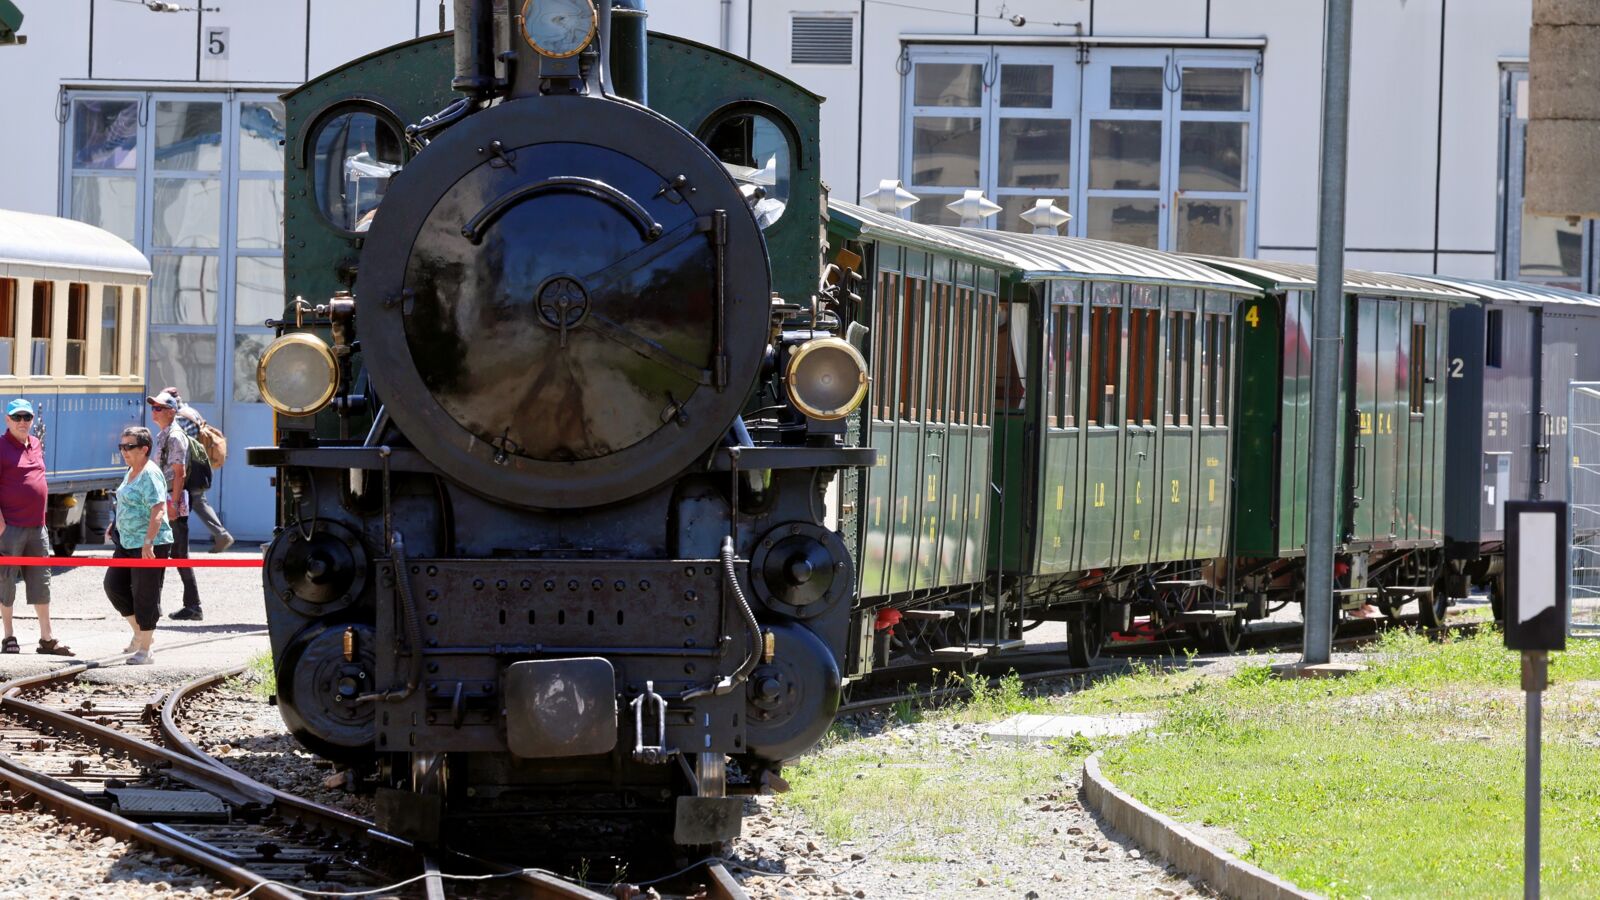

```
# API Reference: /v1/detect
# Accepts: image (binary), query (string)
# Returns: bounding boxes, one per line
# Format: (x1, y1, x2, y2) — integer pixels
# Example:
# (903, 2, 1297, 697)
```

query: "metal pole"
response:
(1524, 650, 1547, 900)
(1303, 0, 1354, 665)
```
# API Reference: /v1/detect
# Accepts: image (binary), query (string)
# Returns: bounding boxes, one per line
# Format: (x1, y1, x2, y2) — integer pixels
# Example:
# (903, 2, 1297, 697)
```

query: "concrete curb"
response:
(1079, 752, 1321, 900)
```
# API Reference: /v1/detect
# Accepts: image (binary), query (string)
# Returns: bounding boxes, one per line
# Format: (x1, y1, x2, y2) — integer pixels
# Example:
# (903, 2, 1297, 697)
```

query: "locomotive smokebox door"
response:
(353, 94, 771, 510)
(503, 658, 618, 758)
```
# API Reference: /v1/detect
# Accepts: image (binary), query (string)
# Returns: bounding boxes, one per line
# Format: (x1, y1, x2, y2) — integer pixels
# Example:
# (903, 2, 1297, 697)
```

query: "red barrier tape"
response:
(0, 556, 262, 568)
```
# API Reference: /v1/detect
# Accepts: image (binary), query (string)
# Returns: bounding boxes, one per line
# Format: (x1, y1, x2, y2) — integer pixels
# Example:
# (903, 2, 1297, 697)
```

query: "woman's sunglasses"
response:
(118, 443, 142, 452)
(8, 414, 33, 422)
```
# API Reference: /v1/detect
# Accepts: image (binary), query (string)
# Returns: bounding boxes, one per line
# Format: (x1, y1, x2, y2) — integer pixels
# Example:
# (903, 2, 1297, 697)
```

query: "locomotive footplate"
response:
(373, 558, 747, 755)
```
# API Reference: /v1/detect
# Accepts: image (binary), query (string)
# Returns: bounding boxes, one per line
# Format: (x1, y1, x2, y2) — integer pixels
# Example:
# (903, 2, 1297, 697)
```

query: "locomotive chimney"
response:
(451, 0, 497, 97)
(608, 0, 648, 105)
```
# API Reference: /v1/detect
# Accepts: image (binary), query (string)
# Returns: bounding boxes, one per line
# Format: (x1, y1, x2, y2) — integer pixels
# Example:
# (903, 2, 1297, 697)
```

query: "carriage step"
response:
(927, 646, 990, 663)
(902, 609, 955, 622)
(1176, 610, 1236, 622)
(1156, 579, 1209, 588)
(984, 638, 1026, 653)
(1333, 587, 1379, 596)
(1385, 585, 1434, 595)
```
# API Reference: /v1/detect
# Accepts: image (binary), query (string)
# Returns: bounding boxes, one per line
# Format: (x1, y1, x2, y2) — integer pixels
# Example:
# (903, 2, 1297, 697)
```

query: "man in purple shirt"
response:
(0, 399, 71, 655)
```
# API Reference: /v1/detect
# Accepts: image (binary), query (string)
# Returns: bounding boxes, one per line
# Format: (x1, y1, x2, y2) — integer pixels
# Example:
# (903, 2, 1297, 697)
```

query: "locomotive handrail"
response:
(461, 176, 663, 244)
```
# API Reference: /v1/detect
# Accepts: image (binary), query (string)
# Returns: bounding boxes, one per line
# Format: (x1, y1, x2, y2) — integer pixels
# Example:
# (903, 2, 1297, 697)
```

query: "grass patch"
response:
(226, 650, 277, 701)
(1100, 628, 1600, 898)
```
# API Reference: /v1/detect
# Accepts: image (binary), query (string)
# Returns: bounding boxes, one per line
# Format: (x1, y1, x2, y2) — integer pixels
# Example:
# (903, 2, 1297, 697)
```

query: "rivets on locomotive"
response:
(496, 579, 509, 591)
(614, 580, 626, 592)
(683, 615, 695, 627)
(544, 579, 556, 592)
(521, 579, 533, 591)
(684, 590, 698, 602)
(567, 579, 580, 592)
(427, 566, 439, 576)
(639, 580, 650, 591)
(591, 578, 603, 591)
(472, 578, 485, 591)
(425, 614, 438, 625)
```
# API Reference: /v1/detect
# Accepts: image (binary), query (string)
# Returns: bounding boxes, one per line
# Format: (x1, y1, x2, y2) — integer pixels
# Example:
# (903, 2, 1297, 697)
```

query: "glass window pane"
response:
(101, 286, 121, 376)
(72, 100, 139, 170)
(911, 117, 981, 187)
(998, 118, 1070, 189)
(1089, 120, 1162, 191)
(239, 101, 286, 171)
(1182, 68, 1250, 111)
(154, 101, 223, 171)
(312, 111, 405, 232)
(1000, 64, 1052, 108)
(1176, 199, 1245, 256)
(237, 179, 284, 250)
(233, 333, 271, 403)
(149, 332, 217, 404)
(66, 284, 88, 376)
(152, 178, 222, 249)
(1086, 198, 1159, 249)
(914, 63, 983, 107)
(702, 113, 791, 230)
(131, 289, 143, 375)
(908, 193, 963, 227)
(1519, 214, 1583, 281)
(152, 255, 220, 325)
(236, 256, 284, 326)
(1110, 67, 1164, 110)
(1179, 122, 1247, 191)
(70, 176, 137, 242)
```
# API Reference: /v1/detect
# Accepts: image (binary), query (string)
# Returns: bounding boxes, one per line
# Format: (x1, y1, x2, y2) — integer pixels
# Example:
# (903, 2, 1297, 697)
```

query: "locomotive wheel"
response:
(1065, 608, 1103, 668)
(1200, 616, 1243, 654)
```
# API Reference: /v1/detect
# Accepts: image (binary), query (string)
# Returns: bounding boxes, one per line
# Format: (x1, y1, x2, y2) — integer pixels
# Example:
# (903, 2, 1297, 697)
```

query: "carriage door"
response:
(1119, 285, 1161, 565)
(1348, 295, 1380, 543)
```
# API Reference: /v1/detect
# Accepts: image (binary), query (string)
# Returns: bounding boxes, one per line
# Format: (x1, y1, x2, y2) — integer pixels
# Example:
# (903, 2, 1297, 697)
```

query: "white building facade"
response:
(0, 0, 1574, 538)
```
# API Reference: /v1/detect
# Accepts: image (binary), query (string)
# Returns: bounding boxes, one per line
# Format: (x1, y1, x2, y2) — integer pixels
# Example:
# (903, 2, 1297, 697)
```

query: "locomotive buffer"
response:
(1504, 500, 1569, 900)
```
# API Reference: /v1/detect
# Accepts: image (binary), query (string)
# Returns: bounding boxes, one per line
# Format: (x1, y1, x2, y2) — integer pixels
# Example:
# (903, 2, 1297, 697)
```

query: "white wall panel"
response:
(90, 0, 196, 81)
(307, 0, 420, 81)
(0, 1, 87, 215)
(1343, 0, 1443, 252)
(1210, 0, 1319, 251)
(1090, 0, 1206, 38)
(1435, 251, 1497, 279)
(648, 0, 725, 45)
(1346, 250, 1436, 276)
(196, 5, 306, 84)
(1436, 0, 1530, 254)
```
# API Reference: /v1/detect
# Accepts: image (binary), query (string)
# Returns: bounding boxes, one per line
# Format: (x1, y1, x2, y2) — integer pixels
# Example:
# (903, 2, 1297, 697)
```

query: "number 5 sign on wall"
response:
(206, 27, 228, 59)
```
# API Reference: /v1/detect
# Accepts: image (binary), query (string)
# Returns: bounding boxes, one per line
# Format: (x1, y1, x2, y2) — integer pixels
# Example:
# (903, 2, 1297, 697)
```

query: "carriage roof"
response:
(1189, 255, 1474, 302)
(0, 208, 151, 283)
(1405, 274, 1600, 309)
(828, 200, 1257, 295)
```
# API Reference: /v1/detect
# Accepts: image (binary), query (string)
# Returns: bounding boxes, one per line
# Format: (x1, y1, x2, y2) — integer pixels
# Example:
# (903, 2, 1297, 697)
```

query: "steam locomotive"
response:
(249, 0, 870, 848)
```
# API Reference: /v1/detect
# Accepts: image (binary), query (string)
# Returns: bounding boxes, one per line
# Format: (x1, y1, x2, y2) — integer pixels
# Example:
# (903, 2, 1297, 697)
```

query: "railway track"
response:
(1, 652, 748, 900)
(839, 613, 1486, 717)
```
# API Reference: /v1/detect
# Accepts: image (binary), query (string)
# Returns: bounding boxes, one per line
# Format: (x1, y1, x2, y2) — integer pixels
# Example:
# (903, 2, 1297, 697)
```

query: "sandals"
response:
(36, 638, 73, 657)
(1, 636, 16, 654)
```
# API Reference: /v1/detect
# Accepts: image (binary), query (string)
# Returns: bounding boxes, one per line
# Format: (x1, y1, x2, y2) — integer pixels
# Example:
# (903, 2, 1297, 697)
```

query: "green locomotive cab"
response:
(1203, 258, 1475, 627)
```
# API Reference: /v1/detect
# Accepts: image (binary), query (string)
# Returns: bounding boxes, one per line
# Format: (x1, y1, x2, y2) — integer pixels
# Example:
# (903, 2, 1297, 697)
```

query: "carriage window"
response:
(65, 284, 88, 376)
(1409, 314, 1427, 416)
(898, 276, 924, 420)
(1088, 305, 1121, 425)
(130, 288, 143, 376)
(981, 293, 998, 425)
(1166, 311, 1192, 425)
(1047, 306, 1063, 427)
(953, 287, 971, 424)
(311, 109, 404, 233)
(1201, 313, 1232, 426)
(1050, 303, 1079, 427)
(1125, 309, 1159, 425)
(703, 111, 792, 230)
(1485, 309, 1503, 368)
(874, 270, 899, 418)
(101, 286, 122, 376)
(995, 301, 1028, 412)
(927, 283, 946, 420)
(30, 281, 52, 377)
(0, 279, 13, 375)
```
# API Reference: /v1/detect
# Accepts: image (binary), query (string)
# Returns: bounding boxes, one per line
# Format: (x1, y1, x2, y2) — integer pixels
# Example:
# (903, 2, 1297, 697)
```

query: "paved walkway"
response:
(0, 544, 270, 679)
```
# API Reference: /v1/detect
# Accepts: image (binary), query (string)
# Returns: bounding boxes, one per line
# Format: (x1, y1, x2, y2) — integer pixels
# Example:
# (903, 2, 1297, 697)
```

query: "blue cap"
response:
(5, 399, 33, 417)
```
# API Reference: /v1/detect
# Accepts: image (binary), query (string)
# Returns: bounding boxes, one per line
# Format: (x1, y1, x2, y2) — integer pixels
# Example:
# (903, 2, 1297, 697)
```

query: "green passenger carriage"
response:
(1207, 258, 1474, 626)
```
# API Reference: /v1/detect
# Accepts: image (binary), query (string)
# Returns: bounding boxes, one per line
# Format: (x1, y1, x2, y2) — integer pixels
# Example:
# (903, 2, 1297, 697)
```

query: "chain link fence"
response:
(1572, 383, 1600, 637)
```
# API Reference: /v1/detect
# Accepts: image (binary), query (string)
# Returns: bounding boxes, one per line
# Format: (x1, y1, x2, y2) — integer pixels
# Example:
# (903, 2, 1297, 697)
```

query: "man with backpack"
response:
(159, 387, 233, 554)
(148, 389, 202, 620)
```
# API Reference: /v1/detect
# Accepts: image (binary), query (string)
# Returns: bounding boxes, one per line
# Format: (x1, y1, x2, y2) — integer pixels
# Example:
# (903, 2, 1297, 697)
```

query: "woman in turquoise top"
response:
(104, 425, 173, 665)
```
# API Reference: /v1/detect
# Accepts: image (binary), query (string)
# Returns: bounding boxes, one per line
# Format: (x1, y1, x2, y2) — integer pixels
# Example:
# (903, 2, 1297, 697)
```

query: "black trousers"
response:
(171, 515, 199, 611)
(104, 540, 171, 632)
